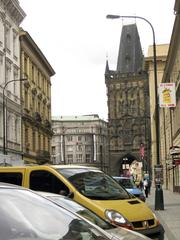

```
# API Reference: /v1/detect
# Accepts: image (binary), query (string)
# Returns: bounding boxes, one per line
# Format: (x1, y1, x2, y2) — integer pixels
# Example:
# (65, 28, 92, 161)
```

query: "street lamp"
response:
(106, 14, 164, 210)
(2, 78, 27, 155)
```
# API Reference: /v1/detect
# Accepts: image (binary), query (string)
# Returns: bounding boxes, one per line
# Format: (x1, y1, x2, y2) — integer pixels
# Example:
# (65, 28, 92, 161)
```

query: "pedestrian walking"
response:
(147, 179, 152, 195)
(143, 178, 149, 198)
(139, 180, 144, 191)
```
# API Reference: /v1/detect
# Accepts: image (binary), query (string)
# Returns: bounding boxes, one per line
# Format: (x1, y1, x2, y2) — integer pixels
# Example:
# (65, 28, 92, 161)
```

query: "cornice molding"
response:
(3, 0, 26, 25)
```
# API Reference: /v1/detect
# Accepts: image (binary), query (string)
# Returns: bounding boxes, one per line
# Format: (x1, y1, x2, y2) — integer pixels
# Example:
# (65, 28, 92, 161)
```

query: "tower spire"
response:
(116, 24, 143, 73)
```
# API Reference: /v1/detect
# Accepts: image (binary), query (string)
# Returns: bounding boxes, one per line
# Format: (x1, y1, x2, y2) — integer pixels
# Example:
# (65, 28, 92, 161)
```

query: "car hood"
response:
(92, 198, 154, 222)
(106, 227, 150, 239)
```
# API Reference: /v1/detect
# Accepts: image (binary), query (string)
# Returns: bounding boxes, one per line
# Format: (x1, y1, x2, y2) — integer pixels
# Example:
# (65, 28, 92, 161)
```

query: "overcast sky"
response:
(19, 0, 175, 121)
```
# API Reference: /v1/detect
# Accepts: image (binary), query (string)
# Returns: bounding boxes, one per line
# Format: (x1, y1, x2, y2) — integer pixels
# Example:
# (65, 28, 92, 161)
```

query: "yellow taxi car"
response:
(0, 165, 164, 239)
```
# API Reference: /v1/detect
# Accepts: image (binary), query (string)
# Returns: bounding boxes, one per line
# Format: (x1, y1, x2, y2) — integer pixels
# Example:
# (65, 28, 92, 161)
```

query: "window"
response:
(30, 170, 69, 195)
(76, 154, 83, 163)
(43, 135, 45, 150)
(5, 60, 11, 83)
(85, 154, 91, 163)
(85, 135, 91, 142)
(32, 131, 36, 152)
(67, 145, 73, 152)
(67, 154, 73, 163)
(85, 145, 91, 152)
(5, 23, 10, 51)
(38, 133, 41, 150)
(0, 172, 22, 186)
(32, 64, 35, 81)
(24, 56, 28, 74)
(13, 67, 18, 95)
(76, 144, 83, 151)
(67, 135, 73, 142)
(126, 33, 131, 42)
(78, 136, 82, 141)
(52, 146, 56, 154)
(38, 101, 40, 113)
(32, 95, 35, 110)
(25, 128, 29, 147)
(13, 29, 18, 59)
(15, 119, 18, 142)
(24, 90, 28, 109)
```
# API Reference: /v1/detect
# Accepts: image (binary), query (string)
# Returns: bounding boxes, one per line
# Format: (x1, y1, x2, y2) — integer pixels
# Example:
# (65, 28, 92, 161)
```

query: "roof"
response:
(0, 164, 100, 170)
(20, 29, 55, 76)
(52, 114, 101, 122)
(116, 24, 143, 73)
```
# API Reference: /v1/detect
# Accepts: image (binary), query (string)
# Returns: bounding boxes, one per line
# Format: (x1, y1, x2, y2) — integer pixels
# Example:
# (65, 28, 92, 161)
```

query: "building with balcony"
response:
(0, 0, 26, 165)
(20, 29, 55, 164)
(51, 115, 109, 173)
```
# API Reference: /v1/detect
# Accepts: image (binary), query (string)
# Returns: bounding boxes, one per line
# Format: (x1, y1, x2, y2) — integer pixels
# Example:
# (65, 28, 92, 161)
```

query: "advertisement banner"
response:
(159, 83, 176, 107)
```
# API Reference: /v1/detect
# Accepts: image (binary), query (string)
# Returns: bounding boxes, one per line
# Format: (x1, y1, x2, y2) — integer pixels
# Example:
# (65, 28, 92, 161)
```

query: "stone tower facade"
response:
(105, 24, 151, 178)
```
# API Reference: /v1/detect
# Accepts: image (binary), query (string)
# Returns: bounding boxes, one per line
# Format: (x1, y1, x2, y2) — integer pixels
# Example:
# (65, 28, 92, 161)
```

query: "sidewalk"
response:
(145, 187, 180, 240)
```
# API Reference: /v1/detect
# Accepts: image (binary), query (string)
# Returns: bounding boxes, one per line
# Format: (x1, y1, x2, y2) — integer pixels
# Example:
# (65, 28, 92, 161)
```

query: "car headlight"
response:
(152, 212, 160, 225)
(105, 209, 133, 229)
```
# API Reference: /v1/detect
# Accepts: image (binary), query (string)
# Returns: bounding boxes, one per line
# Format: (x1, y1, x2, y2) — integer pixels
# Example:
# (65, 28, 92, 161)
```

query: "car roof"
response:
(0, 182, 23, 189)
(0, 164, 100, 170)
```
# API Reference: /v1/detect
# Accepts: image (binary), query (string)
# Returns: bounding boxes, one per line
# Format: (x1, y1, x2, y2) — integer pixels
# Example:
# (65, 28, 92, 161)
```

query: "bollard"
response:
(155, 184, 164, 210)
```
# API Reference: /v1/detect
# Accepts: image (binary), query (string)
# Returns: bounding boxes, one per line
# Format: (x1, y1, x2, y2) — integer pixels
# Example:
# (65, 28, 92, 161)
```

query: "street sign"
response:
(170, 146, 180, 155)
(159, 83, 176, 107)
(154, 165, 163, 185)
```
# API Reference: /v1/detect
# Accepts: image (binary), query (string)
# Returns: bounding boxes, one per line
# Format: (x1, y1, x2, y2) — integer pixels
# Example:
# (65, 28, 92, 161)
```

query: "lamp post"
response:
(2, 78, 27, 155)
(106, 14, 164, 210)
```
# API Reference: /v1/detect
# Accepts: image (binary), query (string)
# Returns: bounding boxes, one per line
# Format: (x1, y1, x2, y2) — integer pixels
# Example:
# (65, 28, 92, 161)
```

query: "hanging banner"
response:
(159, 83, 176, 107)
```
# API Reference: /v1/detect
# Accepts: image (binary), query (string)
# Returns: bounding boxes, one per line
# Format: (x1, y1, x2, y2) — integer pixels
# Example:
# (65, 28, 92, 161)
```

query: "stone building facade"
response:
(145, 44, 169, 184)
(105, 24, 151, 179)
(20, 29, 55, 164)
(51, 115, 109, 173)
(160, 0, 180, 193)
(0, 0, 25, 165)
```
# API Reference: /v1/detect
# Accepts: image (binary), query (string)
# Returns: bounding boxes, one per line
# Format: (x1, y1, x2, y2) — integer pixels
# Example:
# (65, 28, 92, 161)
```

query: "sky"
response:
(19, 0, 175, 121)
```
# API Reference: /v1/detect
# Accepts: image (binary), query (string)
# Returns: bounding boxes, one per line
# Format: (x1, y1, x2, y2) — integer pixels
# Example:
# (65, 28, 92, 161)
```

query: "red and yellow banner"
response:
(159, 83, 176, 107)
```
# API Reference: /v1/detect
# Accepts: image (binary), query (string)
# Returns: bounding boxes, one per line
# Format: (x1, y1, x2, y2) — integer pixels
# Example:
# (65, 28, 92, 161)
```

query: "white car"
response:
(37, 191, 150, 240)
(0, 182, 124, 240)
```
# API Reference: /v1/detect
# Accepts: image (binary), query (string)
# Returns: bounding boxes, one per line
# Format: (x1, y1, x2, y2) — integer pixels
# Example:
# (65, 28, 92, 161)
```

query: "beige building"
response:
(144, 44, 169, 182)
(51, 115, 109, 173)
(145, 0, 180, 193)
(20, 30, 55, 164)
(160, 0, 180, 193)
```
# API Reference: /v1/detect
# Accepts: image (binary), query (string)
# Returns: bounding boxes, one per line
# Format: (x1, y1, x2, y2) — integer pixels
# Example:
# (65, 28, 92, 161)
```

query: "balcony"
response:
(36, 150, 51, 163)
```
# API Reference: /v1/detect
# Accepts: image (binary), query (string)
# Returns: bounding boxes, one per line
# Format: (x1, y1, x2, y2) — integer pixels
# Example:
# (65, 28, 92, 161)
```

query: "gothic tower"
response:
(105, 24, 151, 178)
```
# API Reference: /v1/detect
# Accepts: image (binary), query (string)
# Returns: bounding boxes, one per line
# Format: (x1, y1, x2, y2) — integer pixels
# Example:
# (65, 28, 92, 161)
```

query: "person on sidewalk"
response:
(147, 179, 152, 195)
(143, 178, 149, 198)
(139, 180, 144, 191)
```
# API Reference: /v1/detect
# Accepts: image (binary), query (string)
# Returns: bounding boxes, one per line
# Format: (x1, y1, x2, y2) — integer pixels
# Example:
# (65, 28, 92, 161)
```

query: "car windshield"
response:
(50, 195, 115, 230)
(0, 187, 111, 240)
(114, 178, 137, 189)
(57, 168, 131, 200)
